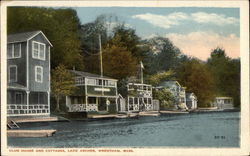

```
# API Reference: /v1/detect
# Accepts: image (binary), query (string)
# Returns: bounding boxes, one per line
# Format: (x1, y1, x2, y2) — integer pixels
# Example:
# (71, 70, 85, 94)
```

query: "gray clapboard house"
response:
(65, 70, 118, 113)
(7, 30, 52, 116)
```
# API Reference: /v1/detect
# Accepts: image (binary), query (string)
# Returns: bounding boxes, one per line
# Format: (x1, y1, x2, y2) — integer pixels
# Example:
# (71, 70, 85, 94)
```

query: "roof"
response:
(215, 97, 233, 100)
(69, 70, 117, 80)
(159, 80, 181, 87)
(7, 30, 53, 46)
(186, 92, 197, 98)
(8, 83, 27, 90)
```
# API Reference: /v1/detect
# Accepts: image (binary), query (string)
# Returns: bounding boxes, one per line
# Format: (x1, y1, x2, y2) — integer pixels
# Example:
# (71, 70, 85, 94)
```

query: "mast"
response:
(99, 34, 103, 78)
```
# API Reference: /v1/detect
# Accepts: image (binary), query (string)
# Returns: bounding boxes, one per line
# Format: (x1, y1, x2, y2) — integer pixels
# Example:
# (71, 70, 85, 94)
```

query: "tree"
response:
(102, 45, 137, 80)
(207, 47, 240, 107)
(108, 25, 144, 60)
(7, 7, 84, 70)
(144, 37, 182, 74)
(51, 64, 76, 112)
(80, 15, 122, 74)
(147, 70, 175, 86)
(153, 88, 175, 109)
(176, 59, 216, 107)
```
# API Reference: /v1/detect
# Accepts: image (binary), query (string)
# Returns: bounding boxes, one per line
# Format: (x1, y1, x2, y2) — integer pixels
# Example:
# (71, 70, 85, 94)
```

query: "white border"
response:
(1, 1, 249, 156)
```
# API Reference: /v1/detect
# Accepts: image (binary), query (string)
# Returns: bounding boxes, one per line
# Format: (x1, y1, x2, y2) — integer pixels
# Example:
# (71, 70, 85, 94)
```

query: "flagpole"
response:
(141, 61, 143, 84)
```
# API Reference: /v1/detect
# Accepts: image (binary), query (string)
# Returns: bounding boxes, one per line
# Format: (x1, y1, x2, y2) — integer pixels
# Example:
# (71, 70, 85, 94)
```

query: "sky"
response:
(74, 7, 240, 61)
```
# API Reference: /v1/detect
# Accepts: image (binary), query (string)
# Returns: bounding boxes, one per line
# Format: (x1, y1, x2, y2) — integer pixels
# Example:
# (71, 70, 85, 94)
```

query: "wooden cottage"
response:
(156, 80, 187, 110)
(7, 31, 52, 116)
(127, 83, 154, 112)
(65, 70, 118, 113)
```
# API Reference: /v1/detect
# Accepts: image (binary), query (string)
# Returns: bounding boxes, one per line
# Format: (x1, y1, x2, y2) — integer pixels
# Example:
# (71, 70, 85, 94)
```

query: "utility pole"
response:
(99, 34, 103, 78)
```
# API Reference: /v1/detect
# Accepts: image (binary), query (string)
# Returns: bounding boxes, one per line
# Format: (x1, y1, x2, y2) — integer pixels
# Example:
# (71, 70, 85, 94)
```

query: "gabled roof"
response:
(159, 80, 181, 87)
(7, 30, 53, 46)
(186, 92, 197, 98)
(69, 70, 117, 81)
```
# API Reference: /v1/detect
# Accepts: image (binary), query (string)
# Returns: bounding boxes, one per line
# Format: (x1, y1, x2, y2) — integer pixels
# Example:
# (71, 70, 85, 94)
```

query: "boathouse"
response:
(7, 31, 53, 116)
(212, 97, 234, 109)
(186, 92, 198, 109)
(65, 70, 118, 113)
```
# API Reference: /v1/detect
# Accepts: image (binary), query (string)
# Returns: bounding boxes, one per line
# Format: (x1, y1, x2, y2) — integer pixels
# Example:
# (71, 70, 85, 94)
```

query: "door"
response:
(98, 97, 107, 111)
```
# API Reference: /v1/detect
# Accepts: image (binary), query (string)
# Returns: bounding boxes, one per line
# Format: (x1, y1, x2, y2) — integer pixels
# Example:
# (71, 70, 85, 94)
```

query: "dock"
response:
(88, 114, 117, 119)
(7, 129, 56, 137)
(139, 111, 160, 117)
(160, 111, 189, 114)
(12, 116, 59, 123)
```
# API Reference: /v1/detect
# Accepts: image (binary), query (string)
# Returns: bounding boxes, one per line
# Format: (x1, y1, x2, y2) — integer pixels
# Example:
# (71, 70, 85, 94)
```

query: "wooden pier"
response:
(139, 111, 160, 117)
(160, 111, 189, 114)
(7, 129, 56, 137)
(11, 116, 59, 123)
(88, 114, 117, 119)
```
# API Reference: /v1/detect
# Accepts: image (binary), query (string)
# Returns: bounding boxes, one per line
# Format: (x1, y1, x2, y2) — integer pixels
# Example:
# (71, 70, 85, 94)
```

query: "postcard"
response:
(1, 0, 249, 156)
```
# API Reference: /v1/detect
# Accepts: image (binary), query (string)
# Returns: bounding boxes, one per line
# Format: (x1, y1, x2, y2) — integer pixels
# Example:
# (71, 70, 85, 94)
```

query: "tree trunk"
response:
(55, 96, 60, 112)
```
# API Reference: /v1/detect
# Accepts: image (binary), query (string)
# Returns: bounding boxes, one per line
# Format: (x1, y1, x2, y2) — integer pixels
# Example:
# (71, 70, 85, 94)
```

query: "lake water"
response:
(8, 112, 240, 147)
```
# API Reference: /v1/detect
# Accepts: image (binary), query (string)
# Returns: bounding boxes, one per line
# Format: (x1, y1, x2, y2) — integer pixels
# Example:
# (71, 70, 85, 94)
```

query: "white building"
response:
(213, 97, 234, 109)
(186, 93, 198, 109)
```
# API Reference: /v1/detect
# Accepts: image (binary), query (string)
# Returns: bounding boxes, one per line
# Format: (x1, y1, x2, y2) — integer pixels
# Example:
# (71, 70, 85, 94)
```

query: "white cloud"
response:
(191, 12, 239, 25)
(132, 12, 239, 29)
(166, 32, 240, 60)
(132, 12, 188, 29)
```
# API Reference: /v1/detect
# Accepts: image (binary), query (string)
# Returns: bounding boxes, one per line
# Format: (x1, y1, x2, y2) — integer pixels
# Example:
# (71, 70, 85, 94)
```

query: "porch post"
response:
(86, 96, 88, 111)
(116, 97, 118, 113)
(47, 91, 50, 114)
(26, 91, 30, 113)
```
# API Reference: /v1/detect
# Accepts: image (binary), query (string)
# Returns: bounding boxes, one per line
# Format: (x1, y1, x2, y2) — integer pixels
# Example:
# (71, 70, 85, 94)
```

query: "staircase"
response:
(7, 120, 20, 129)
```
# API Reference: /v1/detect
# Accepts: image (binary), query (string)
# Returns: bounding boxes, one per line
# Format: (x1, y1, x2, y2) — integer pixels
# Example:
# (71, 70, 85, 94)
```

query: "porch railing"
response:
(70, 104, 98, 112)
(7, 104, 49, 115)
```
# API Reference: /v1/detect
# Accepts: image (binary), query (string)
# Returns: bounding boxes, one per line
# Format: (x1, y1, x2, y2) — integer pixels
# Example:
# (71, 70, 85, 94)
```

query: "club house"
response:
(7, 31, 52, 116)
(65, 70, 118, 113)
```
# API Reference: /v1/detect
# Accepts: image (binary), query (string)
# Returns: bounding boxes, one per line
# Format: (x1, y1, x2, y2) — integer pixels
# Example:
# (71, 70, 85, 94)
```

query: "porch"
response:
(7, 90, 50, 116)
(66, 96, 117, 113)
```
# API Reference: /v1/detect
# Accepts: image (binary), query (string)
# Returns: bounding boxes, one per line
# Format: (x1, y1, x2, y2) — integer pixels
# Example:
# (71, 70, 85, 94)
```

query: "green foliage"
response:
(7, 7, 84, 70)
(102, 45, 137, 80)
(143, 37, 182, 74)
(207, 47, 240, 107)
(108, 25, 146, 61)
(153, 88, 175, 109)
(51, 64, 76, 112)
(147, 70, 175, 86)
(176, 59, 216, 107)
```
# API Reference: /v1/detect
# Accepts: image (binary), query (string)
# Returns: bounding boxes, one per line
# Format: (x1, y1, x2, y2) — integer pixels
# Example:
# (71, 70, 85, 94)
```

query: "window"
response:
(96, 79, 102, 85)
(32, 41, 46, 60)
(129, 97, 133, 104)
(9, 65, 17, 82)
(15, 92, 23, 104)
(87, 78, 96, 85)
(35, 66, 43, 83)
(108, 80, 115, 87)
(7, 44, 21, 59)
